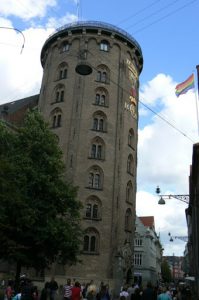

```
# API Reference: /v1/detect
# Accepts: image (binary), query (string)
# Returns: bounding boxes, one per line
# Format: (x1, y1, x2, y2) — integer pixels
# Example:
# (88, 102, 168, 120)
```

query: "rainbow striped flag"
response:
(175, 74, 195, 97)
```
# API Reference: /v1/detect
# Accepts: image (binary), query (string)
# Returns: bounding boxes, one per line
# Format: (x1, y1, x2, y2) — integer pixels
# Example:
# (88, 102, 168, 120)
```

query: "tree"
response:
(161, 259, 172, 283)
(0, 110, 82, 287)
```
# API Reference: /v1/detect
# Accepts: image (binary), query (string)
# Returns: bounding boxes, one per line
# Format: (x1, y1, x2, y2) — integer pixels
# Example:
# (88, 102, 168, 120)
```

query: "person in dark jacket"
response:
(141, 282, 156, 300)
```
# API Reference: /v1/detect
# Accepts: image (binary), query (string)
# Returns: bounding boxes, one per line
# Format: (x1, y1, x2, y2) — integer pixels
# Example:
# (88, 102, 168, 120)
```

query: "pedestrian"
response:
(5, 280, 14, 300)
(96, 285, 110, 300)
(71, 282, 82, 300)
(49, 277, 59, 300)
(141, 282, 156, 300)
(157, 287, 171, 300)
(40, 282, 51, 300)
(63, 279, 72, 300)
(86, 284, 97, 300)
(120, 287, 129, 299)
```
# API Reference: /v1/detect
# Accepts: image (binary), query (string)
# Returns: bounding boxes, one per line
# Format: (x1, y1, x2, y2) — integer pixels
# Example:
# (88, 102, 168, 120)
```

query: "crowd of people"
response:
(2, 278, 192, 300)
(119, 281, 192, 300)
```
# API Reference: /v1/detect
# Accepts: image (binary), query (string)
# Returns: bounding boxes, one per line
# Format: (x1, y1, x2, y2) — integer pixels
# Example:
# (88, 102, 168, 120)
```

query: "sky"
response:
(0, 0, 199, 256)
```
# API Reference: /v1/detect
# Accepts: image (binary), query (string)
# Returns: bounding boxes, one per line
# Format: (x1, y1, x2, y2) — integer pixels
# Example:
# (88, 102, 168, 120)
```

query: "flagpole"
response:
(195, 66, 199, 137)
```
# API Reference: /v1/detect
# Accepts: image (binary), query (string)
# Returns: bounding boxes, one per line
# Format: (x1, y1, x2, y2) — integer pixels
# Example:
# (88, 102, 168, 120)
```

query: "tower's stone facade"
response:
(38, 21, 143, 290)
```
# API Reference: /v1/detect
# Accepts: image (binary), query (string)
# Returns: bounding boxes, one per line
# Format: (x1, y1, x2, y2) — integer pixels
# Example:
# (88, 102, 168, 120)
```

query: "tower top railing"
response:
(48, 20, 142, 54)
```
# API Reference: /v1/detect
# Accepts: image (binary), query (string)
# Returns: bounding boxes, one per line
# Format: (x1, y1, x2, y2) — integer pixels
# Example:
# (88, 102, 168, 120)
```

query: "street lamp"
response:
(156, 186, 189, 205)
(168, 232, 188, 242)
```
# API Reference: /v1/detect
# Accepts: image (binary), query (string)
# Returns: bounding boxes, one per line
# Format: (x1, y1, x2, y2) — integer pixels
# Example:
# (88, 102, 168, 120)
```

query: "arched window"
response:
(83, 228, 99, 254)
(61, 41, 69, 53)
(125, 208, 132, 232)
(94, 88, 108, 107)
(126, 181, 133, 203)
(85, 204, 92, 218)
(96, 65, 110, 83)
(127, 154, 134, 175)
(83, 235, 89, 251)
(100, 40, 109, 52)
(84, 196, 102, 220)
(90, 137, 105, 160)
(87, 166, 103, 190)
(128, 128, 135, 148)
(56, 63, 68, 81)
(92, 112, 107, 132)
(54, 85, 65, 103)
(51, 108, 62, 128)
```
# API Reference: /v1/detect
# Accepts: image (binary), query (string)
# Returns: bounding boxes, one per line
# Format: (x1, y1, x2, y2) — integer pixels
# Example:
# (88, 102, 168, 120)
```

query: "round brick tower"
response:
(39, 21, 143, 292)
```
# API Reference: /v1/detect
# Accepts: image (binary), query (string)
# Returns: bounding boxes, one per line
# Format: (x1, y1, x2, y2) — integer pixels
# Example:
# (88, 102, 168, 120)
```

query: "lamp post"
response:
(168, 232, 188, 242)
(156, 186, 189, 204)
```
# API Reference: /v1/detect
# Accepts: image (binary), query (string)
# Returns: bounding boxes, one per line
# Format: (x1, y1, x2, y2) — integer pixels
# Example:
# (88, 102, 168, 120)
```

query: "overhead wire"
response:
(131, 0, 198, 35)
(0, 26, 25, 54)
(1, 0, 198, 142)
(124, 0, 181, 31)
(86, 48, 196, 143)
(116, 0, 161, 26)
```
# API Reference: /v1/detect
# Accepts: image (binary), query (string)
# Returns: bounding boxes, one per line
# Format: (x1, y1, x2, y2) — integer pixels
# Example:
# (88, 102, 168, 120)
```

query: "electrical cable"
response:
(0, 26, 25, 54)
(124, 0, 181, 31)
(86, 48, 196, 143)
(131, 0, 198, 35)
(116, 0, 161, 26)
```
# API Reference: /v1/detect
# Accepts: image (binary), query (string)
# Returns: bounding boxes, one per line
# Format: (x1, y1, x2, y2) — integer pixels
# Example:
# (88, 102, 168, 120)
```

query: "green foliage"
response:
(0, 111, 82, 275)
(161, 259, 172, 283)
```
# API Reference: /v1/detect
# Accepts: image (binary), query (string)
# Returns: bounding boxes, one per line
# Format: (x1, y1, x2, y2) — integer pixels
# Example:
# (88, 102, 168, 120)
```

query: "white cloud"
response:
(140, 73, 175, 105)
(0, 14, 195, 258)
(137, 74, 198, 256)
(0, 19, 54, 103)
(0, 0, 57, 20)
(136, 191, 187, 256)
(46, 13, 78, 28)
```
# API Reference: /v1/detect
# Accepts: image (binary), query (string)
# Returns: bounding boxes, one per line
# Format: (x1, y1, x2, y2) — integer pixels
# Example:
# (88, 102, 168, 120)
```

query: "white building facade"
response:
(133, 216, 162, 287)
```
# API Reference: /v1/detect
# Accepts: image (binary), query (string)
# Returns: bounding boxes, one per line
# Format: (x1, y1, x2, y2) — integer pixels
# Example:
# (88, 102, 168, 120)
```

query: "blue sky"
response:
(0, 0, 199, 256)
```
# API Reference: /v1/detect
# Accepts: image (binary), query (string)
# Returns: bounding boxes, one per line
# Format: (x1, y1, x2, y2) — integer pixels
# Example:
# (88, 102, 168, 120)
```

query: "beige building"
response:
(39, 21, 143, 290)
(0, 21, 143, 292)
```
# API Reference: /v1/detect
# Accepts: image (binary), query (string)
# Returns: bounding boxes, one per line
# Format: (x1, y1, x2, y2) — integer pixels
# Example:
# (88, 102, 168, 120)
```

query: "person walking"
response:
(141, 282, 156, 300)
(71, 282, 82, 300)
(157, 287, 171, 300)
(49, 277, 58, 300)
(63, 279, 72, 300)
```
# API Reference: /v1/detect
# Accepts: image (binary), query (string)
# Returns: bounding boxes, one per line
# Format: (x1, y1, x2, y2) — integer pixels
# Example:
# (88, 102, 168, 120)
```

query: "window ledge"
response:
(88, 156, 105, 161)
(126, 200, 133, 205)
(91, 129, 107, 133)
(83, 217, 102, 221)
(128, 144, 135, 151)
(127, 171, 134, 176)
(93, 103, 109, 108)
(51, 100, 64, 105)
(95, 80, 110, 85)
(82, 251, 100, 256)
(85, 186, 103, 191)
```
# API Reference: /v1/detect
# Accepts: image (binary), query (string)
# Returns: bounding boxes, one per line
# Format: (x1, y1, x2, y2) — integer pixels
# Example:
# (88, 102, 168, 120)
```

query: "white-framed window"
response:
(83, 228, 99, 254)
(90, 137, 105, 160)
(133, 253, 142, 266)
(87, 166, 103, 190)
(54, 84, 65, 103)
(100, 40, 109, 52)
(92, 112, 107, 132)
(51, 108, 62, 128)
(95, 88, 108, 107)
(61, 42, 69, 52)
(135, 238, 143, 247)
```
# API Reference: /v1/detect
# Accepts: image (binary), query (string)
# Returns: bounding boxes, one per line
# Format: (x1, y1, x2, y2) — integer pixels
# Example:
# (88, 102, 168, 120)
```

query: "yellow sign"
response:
(126, 59, 138, 79)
